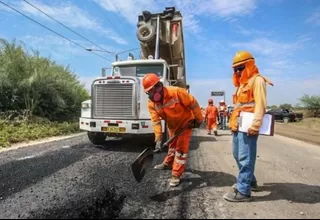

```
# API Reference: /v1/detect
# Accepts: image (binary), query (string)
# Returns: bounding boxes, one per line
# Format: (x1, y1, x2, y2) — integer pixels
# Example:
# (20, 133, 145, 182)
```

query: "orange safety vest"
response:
(148, 86, 203, 141)
(206, 105, 218, 120)
(229, 74, 273, 131)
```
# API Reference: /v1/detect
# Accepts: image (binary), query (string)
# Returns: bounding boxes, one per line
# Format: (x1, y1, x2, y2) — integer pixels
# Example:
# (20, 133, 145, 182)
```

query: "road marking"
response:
(0, 132, 86, 153)
(62, 145, 71, 149)
(17, 155, 37, 161)
(16, 151, 46, 161)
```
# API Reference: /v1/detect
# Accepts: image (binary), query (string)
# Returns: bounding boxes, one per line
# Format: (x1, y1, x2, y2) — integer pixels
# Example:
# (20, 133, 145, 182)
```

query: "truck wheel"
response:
(87, 132, 107, 145)
(283, 117, 290, 123)
(137, 24, 155, 43)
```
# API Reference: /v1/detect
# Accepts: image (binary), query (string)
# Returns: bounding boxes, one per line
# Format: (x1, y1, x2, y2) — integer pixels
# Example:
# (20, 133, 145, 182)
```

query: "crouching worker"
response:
(205, 99, 219, 136)
(142, 73, 204, 187)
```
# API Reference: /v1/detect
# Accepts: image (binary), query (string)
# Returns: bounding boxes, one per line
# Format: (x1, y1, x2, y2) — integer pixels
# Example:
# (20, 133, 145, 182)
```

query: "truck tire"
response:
(137, 24, 156, 43)
(283, 117, 290, 123)
(87, 132, 107, 145)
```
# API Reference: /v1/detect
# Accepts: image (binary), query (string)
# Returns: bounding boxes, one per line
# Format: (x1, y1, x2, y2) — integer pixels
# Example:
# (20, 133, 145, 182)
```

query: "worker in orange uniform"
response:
(223, 51, 273, 202)
(218, 100, 228, 130)
(205, 99, 219, 136)
(142, 73, 204, 187)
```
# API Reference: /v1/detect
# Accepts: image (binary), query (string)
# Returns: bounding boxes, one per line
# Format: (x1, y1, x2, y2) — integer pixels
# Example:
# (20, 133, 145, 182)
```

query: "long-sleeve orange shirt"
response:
(148, 86, 204, 141)
(205, 105, 218, 120)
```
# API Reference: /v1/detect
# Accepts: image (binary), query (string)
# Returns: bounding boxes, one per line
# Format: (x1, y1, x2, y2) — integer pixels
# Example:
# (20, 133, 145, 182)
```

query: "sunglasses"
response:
(146, 83, 163, 95)
(233, 65, 245, 72)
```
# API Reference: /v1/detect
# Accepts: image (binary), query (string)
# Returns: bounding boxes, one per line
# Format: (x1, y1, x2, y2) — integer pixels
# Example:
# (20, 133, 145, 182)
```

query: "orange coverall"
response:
(205, 104, 218, 133)
(148, 86, 204, 177)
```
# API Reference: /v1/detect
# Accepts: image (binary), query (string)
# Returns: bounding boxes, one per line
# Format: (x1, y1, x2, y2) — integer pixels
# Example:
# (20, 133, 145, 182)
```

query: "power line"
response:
(109, 0, 128, 25)
(91, 0, 127, 38)
(0, 0, 112, 62)
(22, 0, 115, 55)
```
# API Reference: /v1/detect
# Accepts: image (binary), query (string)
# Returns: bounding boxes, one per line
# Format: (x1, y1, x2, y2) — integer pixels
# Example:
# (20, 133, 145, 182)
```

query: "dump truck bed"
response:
(136, 7, 186, 85)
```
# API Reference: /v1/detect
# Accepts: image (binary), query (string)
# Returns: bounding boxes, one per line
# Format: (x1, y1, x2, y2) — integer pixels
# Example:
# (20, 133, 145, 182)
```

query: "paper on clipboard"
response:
(238, 112, 275, 136)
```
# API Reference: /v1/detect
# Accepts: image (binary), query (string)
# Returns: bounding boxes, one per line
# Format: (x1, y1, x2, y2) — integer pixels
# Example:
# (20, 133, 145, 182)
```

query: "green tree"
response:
(267, 105, 278, 109)
(279, 103, 293, 110)
(299, 94, 320, 117)
(0, 38, 90, 121)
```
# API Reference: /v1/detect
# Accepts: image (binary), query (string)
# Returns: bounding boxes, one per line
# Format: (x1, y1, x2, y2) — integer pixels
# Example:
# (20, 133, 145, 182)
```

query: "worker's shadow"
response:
(149, 169, 236, 202)
(188, 134, 217, 152)
(253, 182, 320, 204)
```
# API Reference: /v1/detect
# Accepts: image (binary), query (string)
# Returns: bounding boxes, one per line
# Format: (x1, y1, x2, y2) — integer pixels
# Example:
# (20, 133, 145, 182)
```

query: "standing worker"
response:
(223, 51, 273, 202)
(142, 73, 204, 187)
(205, 99, 219, 136)
(218, 100, 227, 130)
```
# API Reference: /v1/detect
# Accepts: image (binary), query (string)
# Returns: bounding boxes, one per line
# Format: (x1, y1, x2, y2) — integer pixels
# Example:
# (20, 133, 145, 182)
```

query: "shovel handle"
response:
(162, 120, 194, 148)
(153, 120, 194, 153)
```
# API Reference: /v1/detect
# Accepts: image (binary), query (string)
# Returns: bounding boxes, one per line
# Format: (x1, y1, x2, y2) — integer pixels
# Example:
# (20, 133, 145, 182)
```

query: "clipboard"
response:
(238, 112, 275, 136)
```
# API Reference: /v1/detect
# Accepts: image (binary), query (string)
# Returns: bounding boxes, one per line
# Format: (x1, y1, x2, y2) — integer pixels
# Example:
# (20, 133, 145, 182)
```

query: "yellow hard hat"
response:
(232, 51, 254, 67)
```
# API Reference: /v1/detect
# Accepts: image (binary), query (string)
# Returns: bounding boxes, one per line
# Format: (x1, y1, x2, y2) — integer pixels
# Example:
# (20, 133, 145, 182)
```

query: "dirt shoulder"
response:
(275, 118, 320, 146)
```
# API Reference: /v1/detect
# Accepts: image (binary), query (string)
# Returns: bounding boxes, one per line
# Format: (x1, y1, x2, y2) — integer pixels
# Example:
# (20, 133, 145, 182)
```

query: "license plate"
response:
(102, 127, 126, 133)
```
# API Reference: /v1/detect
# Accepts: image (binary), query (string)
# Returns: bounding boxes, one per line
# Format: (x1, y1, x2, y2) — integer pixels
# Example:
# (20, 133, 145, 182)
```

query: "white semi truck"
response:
(80, 7, 189, 145)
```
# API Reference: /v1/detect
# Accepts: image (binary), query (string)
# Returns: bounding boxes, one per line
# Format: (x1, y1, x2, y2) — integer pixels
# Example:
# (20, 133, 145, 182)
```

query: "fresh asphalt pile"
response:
(0, 134, 176, 219)
(29, 187, 126, 219)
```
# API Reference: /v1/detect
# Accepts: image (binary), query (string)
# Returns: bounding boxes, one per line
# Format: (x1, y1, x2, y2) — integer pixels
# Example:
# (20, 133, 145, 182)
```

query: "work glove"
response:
(192, 119, 203, 129)
(154, 140, 162, 153)
(247, 127, 259, 136)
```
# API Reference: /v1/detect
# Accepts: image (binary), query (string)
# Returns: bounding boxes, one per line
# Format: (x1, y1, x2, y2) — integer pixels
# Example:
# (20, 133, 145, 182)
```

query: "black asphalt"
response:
(0, 132, 209, 219)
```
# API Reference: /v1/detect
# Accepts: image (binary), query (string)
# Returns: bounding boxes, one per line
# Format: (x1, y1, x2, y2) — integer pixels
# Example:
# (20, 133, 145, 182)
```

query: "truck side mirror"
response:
(101, 68, 106, 77)
(177, 66, 184, 79)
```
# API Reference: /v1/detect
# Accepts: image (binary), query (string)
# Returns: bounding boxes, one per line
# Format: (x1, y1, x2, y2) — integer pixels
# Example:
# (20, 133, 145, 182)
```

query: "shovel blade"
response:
(131, 147, 154, 182)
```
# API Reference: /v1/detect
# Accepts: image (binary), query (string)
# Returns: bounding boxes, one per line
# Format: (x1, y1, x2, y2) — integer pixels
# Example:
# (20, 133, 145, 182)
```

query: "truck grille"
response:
(93, 84, 135, 118)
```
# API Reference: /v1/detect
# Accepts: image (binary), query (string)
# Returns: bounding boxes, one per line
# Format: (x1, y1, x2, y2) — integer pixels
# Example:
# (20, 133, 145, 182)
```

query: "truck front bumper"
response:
(79, 118, 164, 134)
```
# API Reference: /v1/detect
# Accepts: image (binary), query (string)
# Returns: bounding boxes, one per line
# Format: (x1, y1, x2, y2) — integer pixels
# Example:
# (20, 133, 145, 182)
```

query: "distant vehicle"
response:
(266, 108, 303, 123)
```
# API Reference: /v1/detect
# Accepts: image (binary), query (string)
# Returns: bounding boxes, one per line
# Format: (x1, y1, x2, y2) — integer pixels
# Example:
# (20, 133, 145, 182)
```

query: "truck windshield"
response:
(112, 64, 163, 77)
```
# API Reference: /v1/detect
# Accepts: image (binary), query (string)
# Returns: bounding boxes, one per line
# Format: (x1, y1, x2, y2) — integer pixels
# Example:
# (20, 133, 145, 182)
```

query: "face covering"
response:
(148, 83, 164, 102)
(232, 60, 259, 86)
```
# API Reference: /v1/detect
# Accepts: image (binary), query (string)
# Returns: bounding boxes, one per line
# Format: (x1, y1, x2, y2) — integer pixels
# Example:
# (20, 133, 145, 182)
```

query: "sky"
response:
(0, 0, 319, 107)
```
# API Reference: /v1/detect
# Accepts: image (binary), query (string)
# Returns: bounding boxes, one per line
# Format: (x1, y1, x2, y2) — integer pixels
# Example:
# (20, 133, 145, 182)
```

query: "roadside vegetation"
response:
(269, 95, 320, 145)
(0, 38, 90, 148)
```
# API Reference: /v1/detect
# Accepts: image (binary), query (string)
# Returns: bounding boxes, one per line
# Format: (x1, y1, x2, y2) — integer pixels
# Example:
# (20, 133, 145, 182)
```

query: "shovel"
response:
(131, 120, 193, 183)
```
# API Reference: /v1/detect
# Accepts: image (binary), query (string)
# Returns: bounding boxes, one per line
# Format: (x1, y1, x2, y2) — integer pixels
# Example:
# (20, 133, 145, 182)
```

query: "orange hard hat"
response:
(208, 98, 213, 103)
(142, 73, 160, 92)
(232, 51, 254, 67)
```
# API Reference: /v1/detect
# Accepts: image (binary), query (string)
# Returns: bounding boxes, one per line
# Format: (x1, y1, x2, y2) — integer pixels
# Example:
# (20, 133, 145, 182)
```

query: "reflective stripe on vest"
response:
(154, 98, 179, 111)
(152, 121, 161, 126)
(234, 101, 256, 109)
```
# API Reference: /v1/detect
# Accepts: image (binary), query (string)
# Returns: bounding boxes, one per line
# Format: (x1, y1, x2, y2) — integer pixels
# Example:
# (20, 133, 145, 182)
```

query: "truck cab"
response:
(80, 58, 172, 145)
(80, 6, 187, 146)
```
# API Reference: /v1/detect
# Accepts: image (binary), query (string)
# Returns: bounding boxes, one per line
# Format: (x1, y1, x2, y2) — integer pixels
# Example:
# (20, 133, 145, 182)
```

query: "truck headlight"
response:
(82, 103, 90, 108)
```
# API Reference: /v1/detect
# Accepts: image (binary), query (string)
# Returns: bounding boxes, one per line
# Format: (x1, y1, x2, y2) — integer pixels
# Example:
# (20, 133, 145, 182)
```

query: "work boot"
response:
(223, 191, 252, 202)
(214, 131, 218, 136)
(154, 163, 171, 170)
(169, 175, 180, 187)
(232, 181, 259, 192)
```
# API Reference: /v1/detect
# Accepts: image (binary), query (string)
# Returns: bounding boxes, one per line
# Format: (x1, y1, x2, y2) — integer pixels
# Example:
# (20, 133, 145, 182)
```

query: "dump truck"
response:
(80, 7, 188, 145)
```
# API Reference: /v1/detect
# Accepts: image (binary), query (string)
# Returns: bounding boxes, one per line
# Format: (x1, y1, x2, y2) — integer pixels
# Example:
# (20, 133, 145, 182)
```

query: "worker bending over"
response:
(142, 73, 204, 187)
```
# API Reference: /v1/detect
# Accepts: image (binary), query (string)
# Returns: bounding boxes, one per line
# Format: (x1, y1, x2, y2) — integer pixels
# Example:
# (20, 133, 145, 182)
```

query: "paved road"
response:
(0, 128, 319, 219)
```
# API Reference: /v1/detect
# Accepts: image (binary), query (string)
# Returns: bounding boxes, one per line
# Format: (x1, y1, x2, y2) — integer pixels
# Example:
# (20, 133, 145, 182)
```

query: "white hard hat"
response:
(220, 100, 225, 103)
